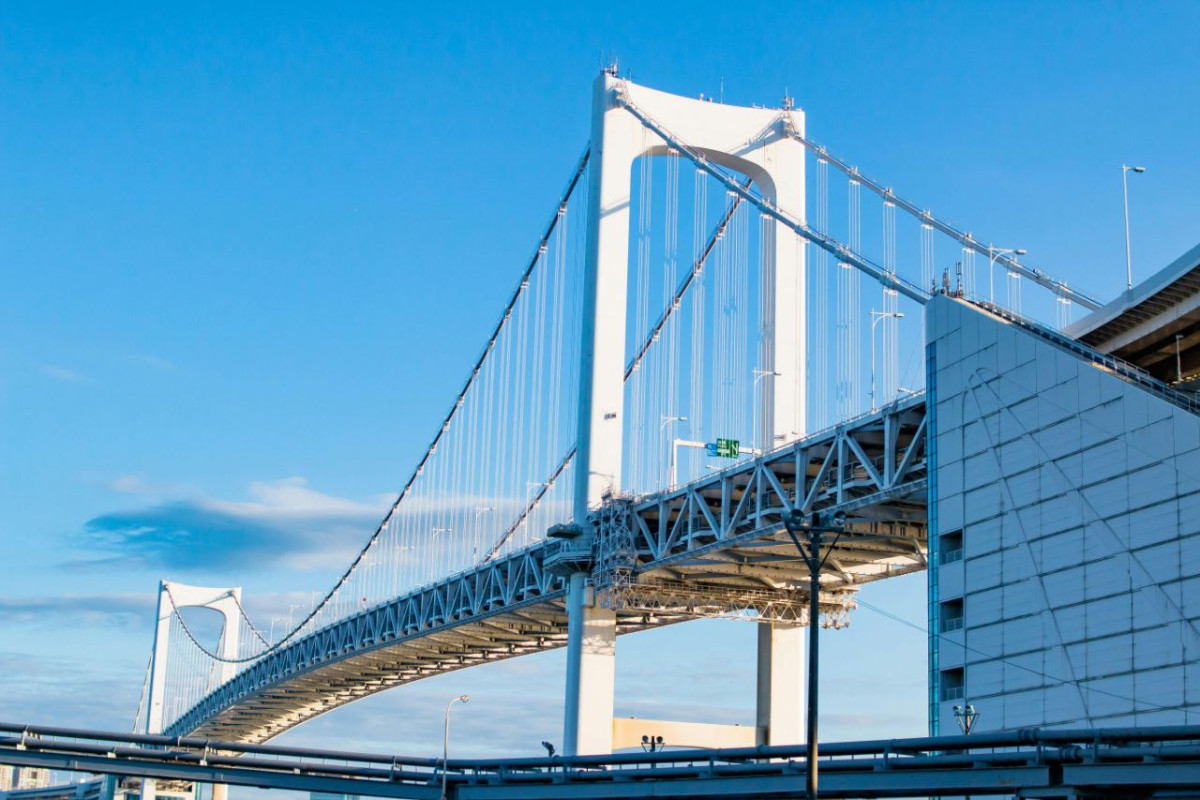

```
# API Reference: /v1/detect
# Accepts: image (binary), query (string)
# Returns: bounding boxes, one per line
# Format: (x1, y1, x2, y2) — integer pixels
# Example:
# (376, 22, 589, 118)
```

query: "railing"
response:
(11, 721, 1200, 798)
(967, 298, 1200, 415)
(940, 547, 964, 564)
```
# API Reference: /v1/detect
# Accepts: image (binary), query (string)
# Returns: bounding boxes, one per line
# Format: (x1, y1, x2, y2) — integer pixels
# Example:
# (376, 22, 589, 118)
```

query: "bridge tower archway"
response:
(566, 71, 808, 756)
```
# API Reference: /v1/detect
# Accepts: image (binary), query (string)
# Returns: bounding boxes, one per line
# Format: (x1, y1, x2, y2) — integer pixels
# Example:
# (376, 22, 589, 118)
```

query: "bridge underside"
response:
(180, 590, 698, 743)
(598, 398, 929, 624)
(171, 400, 928, 744)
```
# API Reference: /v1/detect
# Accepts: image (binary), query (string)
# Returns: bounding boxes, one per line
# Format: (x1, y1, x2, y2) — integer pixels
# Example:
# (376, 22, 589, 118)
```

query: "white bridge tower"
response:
(566, 71, 808, 755)
(144, 582, 242, 800)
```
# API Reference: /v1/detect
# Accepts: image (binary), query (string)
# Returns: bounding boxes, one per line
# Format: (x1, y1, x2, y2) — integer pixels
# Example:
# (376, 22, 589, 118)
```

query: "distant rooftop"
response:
(1065, 242, 1200, 383)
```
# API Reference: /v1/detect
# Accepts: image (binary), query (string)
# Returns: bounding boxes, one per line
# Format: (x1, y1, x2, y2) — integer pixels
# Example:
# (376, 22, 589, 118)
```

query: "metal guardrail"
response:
(968, 298, 1200, 415)
(9, 721, 1200, 799)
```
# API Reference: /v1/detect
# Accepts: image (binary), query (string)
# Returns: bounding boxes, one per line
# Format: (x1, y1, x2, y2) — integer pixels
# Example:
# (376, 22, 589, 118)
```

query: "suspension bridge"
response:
(126, 71, 1106, 763)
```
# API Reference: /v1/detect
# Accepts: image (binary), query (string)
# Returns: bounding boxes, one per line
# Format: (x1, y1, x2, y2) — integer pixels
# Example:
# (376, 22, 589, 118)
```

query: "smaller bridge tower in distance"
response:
(145, 582, 242, 800)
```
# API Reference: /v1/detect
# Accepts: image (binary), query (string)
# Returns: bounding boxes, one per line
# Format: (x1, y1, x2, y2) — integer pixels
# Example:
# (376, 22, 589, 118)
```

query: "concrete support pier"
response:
(562, 573, 617, 756)
(756, 622, 806, 745)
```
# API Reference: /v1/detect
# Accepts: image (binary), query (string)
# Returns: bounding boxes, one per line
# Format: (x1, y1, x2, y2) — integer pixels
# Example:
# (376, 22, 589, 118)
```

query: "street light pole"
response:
(869, 311, 904, 411)
(472, 506, 494, 563)
(953, 704, 980, 735)
(1123, 165, 1147, 290)
(784, 508, 848, 800)
(987, 246, 1027, 306)
(661, 415, 687, 487)
(953, 704, 980, 800)
(804, 526, 820, 800)
(441, 694, 469, 800)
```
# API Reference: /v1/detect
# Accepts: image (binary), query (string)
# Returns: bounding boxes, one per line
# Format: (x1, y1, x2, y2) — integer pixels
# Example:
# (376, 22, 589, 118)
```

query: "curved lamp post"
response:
(1123, 165, 1147, 290)
(987, 246, 1027, 305)
(441, 694, 469, 800)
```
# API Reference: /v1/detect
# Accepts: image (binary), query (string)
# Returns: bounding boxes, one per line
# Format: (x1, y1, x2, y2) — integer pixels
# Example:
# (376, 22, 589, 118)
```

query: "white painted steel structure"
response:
(568, 71, 810, 755)
(163, 400, 927, 743)
(125, 70, 1161, 766)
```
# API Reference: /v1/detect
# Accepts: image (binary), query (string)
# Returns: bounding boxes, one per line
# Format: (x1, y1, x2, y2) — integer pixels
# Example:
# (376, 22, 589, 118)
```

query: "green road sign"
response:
(715, 438, 740, 458)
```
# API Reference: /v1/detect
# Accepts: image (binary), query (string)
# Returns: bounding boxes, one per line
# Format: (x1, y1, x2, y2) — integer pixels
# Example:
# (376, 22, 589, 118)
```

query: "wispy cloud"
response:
(0, 651, 142, 731)
(0, 594, 153, 627)
(105, 474, 191, 496)
(130, 354, 177, 371)
(76, 477, 388, 572)
(38, 364, 87, 382)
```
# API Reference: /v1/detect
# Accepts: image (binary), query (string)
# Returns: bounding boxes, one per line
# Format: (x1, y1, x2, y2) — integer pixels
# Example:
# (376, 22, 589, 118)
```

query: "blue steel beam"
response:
(9, 722, 1200, 799)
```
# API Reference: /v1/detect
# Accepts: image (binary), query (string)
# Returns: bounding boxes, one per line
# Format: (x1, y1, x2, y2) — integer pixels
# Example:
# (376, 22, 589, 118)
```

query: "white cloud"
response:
(79, 477, 391, 572)
(38, 364, 86, 382)
(131, 354, 177, 371)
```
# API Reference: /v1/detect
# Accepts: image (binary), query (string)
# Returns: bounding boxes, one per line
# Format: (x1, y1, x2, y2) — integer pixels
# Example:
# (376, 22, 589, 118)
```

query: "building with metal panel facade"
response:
(927, 293, 1200, 735)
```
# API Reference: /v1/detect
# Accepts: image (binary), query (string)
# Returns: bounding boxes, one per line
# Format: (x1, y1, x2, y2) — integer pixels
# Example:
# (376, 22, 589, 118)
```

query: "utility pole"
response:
(784, 508, 848, 800)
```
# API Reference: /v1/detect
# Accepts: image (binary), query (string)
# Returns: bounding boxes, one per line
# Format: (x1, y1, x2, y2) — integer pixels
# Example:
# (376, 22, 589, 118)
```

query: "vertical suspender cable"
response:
(689, 170, 708, 480)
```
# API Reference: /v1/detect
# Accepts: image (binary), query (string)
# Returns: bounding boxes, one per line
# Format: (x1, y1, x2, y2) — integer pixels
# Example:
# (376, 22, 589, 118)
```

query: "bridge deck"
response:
(167, 398, 928, 743)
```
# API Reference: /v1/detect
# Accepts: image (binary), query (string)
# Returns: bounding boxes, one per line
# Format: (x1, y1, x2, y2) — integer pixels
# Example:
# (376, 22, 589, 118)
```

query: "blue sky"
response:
(2, 0, 1198, 771)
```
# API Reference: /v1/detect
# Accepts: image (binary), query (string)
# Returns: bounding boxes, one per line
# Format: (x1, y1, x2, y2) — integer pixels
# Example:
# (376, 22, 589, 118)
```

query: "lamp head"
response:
(1014, 249, 1027, 256)
(1132, 166, 1146, 173)
(458, 694, 470, 703)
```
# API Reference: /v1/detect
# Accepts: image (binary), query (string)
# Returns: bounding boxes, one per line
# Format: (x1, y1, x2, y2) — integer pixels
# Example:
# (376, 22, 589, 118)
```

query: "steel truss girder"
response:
(164, 399, 928, 743)
(595, 398, 929, 617)
(166, 543, 572, 742)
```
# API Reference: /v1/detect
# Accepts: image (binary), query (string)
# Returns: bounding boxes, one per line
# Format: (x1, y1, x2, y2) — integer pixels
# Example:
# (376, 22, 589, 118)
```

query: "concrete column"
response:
(573, 71, 641, 520)
(562, 573, 617, 755)
(141, 581, 173, 800)
(211, 591, 240, 800)
(756, 622, 806, 745)
(563, 72, 634, 758)
(217, 588, 241, 684)
(765, 144, 806, 448)
(146, 582, 172, 737)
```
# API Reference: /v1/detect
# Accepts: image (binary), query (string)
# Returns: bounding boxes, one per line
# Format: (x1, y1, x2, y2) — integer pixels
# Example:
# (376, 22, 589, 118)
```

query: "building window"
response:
(941, 667, 965, 701)
(940, 529, 963, 564)
(940, 598, 964, 632)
